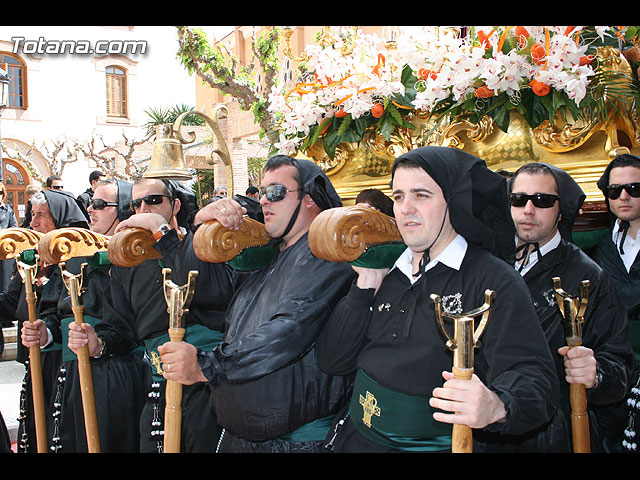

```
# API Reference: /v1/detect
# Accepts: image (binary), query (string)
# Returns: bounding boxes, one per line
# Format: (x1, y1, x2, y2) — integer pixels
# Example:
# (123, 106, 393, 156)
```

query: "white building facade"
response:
(0, 25, 196, 223)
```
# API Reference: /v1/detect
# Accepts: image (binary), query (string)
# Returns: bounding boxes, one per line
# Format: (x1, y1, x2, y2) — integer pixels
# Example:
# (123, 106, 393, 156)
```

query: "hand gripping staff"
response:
(38, 227, 110, 453)
(0, 227, 47, 452)
(430, 289, 495, 453)
(160, 268, 197, 453)
(553, 277, 591, 453)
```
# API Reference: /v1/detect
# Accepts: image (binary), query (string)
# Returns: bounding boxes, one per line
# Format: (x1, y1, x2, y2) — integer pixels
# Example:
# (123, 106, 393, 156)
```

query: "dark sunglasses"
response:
(89, 199, 118, 210)
(603, 183, 640, 200)
(130, 194, 172, 211)
(509, 193, 559, 208)
(51, 185, 64, 190)
(259, 185, 299, 203)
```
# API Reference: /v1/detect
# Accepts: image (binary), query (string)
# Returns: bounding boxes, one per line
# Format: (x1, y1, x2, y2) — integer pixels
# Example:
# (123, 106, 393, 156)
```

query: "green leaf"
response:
(336, 115, 352, 136)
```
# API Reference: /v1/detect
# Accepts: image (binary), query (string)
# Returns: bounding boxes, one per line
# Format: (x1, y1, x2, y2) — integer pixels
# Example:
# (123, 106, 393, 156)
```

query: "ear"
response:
(172, 197, 182, 217)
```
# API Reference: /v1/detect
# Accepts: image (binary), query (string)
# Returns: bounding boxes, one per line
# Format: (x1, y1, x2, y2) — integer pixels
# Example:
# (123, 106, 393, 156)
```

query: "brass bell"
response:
(143, 123, 193, 181)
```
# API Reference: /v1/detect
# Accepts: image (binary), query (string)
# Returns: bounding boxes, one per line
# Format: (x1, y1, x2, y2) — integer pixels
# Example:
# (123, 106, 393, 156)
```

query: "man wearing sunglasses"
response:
(45, 175, 64, 191)
(90, 178, 229, 453)
(485, 162, 634, 453)
(120, 156, 355, 453)
(54, 179, 150, 452)
(594, 154, 640, 452)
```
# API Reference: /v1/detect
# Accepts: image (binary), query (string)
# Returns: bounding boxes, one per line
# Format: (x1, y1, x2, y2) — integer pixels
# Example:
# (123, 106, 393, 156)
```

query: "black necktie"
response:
(515, 242, 541, 273)
(618, 220, 630, 255)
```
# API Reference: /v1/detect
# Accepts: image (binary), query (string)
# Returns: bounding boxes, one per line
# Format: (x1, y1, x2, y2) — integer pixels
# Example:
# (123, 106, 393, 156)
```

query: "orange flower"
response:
(477, 30, 491, 49)
(371, 104, 384, 118)
(530, 43, 547, 65)
(529, 78, 550, 96)
(474, 85, 495, 98)
(418, 68, 437, 80)
(515, 26, 530, 48)
(335, 108, 348, 118)
(579, 55, 594, 66)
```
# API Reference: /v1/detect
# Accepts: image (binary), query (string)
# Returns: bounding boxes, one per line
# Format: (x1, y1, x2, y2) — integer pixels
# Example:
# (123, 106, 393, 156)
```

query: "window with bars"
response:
(105, 65, 127, 117)
(0, 53, 27, 108)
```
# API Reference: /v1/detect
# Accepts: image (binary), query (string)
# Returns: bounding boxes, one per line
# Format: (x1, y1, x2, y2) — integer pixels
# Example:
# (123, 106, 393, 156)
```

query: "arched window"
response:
(0, 53, 27, 108)
(2, 159, 29, 223)
(106, 65, 127, 117)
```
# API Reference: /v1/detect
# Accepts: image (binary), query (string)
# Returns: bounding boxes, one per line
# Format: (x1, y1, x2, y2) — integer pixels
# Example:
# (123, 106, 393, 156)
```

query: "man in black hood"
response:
(316, 146, 558, 452)
(474, 162, 634, 453)
(15, 189, 88, 451)
(117, 155, 355, 453)
(70, 177, 229, 453)
(593, 153, 640, 452)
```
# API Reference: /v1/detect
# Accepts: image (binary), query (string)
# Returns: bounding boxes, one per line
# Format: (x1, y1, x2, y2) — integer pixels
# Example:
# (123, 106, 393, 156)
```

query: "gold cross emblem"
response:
(150, 351, 163, 375)
(359, 391, 381, 428)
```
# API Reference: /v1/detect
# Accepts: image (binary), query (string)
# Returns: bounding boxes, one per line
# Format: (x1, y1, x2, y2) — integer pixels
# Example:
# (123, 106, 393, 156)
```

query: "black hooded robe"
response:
(96, 180, 232, 453)
(45, 255, 150, 453)
(476, 239, 634, 452)
(315, 147, 559, 452)
(153, 158, 357, 452)
(11, 190, 89, 452)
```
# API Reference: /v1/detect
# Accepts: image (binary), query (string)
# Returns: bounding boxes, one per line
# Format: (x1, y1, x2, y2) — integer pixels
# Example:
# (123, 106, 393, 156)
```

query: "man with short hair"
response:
(316, 147, 558, 453)
(593, 153, 640, 452)
(76, 170, 107, 219)
(477, 162, 634, 453)
(118, 156, 356, 453)
(45, 175, 64, 190)
(56, 179, 149, 452)
(213, 185, 227, 199)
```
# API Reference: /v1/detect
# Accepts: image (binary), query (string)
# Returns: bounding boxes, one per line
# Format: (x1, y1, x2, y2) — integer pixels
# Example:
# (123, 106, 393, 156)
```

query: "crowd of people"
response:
(0, 146, 638, 454)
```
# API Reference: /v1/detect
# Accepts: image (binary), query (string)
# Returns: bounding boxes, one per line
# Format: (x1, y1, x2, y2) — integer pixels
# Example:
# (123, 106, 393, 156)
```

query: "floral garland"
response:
(268, 26, 639, 159)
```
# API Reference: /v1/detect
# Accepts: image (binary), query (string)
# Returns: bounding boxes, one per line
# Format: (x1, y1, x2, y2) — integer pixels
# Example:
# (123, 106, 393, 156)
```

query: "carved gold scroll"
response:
(37, 228, 109, 265)
(0, 228, 43, 260)
(107, 227, 163, 267)
(192, 216, 270, 264)
(308, 206, 403, 264)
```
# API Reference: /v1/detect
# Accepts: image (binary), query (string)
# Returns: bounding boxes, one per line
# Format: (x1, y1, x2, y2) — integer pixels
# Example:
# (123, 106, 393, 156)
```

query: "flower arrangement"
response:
(268, 26, 640, 159)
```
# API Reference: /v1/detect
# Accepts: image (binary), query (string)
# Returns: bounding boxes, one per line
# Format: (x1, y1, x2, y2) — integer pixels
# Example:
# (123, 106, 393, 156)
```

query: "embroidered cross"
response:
(359, 391, 381, 428)
(150, 351, 163, 375)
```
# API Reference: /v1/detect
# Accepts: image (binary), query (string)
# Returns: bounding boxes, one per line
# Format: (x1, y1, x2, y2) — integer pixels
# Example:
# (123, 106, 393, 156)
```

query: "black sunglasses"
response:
(509, 193, 560, 208)
(51, 185, 64, 190)
(259, 185, 300, 203)
(603, 183, 640, 200)
(89, 199, 118, 210)
(130, 194, 172, 211)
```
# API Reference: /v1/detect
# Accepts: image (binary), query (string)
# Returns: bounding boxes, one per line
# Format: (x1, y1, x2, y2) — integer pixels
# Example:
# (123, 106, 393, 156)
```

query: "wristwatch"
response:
(593, 364, 603, 388)
(152, 223, 172, 241)
(93, 337, 106, 359)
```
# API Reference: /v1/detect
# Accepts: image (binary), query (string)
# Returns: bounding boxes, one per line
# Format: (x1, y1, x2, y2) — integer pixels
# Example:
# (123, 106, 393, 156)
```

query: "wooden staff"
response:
(16, 255, 48, 453)
(553, 277, 591, 453)
(38, 227, 110, 454)
(0, 227, 46, 453)
(431, 289, 495, 453)
(59, 262, 100, 453)
(161, 268, 197, 453)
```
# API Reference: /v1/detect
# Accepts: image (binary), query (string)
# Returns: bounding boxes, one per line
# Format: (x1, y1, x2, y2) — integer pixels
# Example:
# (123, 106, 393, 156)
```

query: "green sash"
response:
(349, 369, 451, 451)
(279, 415, 335, 443)
(61, 316, 101, 362)
(144, 324, 224, 382)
